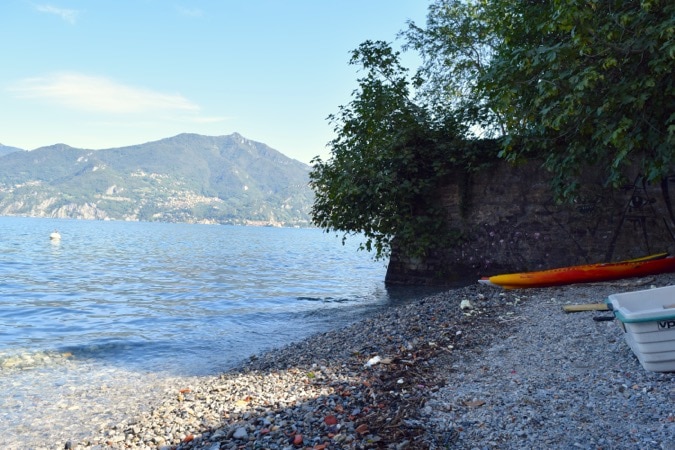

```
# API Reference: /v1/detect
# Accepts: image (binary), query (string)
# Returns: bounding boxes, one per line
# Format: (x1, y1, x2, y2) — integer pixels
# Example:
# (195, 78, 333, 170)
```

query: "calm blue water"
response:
(0, 216, 446, 446)
(0, 216, 436, 376)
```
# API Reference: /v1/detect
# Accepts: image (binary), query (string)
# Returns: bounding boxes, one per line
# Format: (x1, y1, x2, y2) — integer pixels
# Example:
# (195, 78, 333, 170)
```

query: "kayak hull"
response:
(483, 253, 675, 289)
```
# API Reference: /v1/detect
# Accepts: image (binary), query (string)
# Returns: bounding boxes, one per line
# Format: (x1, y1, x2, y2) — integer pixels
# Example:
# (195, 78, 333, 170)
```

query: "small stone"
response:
(232, 427, 248, 439)
(364, 356, 381, 367)
(324, 415, 338, 425)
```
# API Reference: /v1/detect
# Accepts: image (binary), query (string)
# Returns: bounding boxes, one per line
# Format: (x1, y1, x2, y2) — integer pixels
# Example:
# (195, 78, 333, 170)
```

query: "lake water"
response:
(0, 216, 440, 445)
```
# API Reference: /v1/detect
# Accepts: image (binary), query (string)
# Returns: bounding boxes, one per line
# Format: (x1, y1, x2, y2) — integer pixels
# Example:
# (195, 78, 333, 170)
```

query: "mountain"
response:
(0, 133, 314, 226)
(0, 144, 23, 158)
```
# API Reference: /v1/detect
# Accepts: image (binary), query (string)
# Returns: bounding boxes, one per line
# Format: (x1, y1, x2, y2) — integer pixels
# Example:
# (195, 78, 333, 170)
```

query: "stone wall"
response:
(385, 162, 675, 285)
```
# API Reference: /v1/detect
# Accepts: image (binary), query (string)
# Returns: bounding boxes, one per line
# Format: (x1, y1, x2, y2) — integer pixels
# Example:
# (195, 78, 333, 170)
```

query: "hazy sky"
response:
(0, 1, 428, 164)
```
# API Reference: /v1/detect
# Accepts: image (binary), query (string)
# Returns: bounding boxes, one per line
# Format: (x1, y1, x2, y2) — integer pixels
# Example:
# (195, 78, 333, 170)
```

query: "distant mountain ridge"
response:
(0, 133, 314, 226)
(0, 144, 23, 158)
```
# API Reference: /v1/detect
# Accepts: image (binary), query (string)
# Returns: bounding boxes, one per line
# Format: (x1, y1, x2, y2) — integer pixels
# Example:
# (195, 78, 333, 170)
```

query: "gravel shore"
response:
(19, 275, 675, 449)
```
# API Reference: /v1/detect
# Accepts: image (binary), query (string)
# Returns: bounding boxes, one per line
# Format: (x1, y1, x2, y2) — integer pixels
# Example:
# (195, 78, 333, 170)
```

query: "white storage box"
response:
(607, 285, 675, 372)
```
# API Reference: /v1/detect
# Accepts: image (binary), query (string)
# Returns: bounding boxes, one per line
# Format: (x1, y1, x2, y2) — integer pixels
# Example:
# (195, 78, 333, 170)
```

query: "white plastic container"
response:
(607, 285, 675, 372)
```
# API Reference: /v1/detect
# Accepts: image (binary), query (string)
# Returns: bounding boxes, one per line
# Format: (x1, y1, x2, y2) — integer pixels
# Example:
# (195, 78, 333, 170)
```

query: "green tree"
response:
(312, 1, 672, 259)
(310, 40, 500, 259)
(408, 0, 674, 199)
(310, 41, 479, 259)
(404, 0, 503, 136)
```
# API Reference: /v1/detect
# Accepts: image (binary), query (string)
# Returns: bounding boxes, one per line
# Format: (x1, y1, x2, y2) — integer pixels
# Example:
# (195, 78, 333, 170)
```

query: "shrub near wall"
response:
(385, 161, 675, 285)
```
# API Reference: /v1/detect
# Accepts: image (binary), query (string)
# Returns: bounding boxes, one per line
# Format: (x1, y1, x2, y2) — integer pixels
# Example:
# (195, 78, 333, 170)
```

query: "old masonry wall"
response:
(385, 162, 675, 285)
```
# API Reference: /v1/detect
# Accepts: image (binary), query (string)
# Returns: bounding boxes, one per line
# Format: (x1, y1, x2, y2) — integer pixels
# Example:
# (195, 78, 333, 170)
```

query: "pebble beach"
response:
(11, 274, 675, 450)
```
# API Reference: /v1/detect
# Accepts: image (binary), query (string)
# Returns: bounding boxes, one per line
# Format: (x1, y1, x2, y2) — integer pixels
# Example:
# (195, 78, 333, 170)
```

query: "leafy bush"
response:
(310, 41, 499, 259)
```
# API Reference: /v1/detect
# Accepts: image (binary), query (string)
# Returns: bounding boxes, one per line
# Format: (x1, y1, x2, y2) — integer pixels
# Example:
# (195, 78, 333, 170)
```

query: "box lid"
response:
(607, 285, 675, 323)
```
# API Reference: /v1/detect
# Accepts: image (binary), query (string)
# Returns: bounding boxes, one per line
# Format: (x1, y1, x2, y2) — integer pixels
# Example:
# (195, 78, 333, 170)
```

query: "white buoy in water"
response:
(50, 231, 61, 241)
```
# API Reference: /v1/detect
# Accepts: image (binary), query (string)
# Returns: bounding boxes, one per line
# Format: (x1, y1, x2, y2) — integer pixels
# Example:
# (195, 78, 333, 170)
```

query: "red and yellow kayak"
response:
(480, 252, 674, 289)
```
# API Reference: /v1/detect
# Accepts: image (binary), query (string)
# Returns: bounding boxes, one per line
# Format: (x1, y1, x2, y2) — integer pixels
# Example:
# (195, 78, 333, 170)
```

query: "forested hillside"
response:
(0, 144, 22, 158)
(0, 133, 313, 226)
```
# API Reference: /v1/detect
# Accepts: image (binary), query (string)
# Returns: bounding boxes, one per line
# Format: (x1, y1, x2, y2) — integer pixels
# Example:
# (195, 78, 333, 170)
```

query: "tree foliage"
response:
(309, 41, 495, 259)
(311, 1, 673, 258)
(404, 0, 503, 135)
(408, 0, 674, 198)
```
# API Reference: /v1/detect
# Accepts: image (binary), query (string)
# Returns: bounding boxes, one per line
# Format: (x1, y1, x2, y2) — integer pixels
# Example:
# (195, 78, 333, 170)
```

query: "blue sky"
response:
(0, 1, 428, 164)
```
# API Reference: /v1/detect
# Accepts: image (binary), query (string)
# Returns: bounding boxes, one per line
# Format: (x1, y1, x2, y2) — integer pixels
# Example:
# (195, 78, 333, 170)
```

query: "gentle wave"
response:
(0, 217, 448, 446)
(0, 217, 409, 376)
